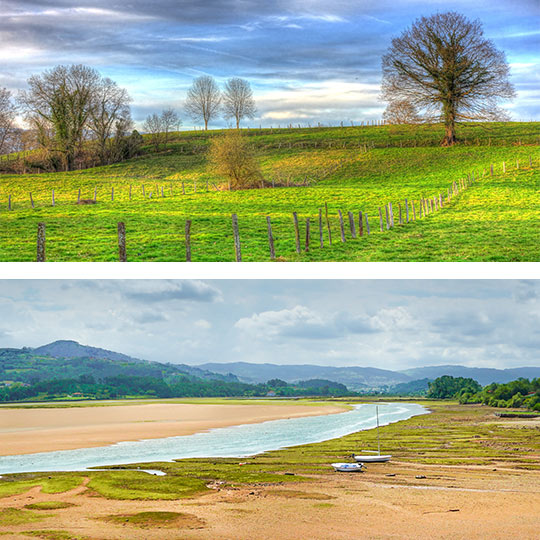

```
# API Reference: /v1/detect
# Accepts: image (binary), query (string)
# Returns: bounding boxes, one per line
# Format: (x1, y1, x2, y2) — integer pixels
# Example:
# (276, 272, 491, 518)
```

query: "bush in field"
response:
(208, 131, 263, 190)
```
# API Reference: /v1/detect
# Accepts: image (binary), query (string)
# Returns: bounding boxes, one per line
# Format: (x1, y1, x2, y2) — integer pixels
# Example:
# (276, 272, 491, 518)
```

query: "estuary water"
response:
(0, 402, 428, 475)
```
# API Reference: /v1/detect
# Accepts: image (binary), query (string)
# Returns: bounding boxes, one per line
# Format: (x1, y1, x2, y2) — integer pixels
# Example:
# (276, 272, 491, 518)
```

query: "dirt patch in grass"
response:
(102, 510, 206, 529)
(24, 531, 91, 540)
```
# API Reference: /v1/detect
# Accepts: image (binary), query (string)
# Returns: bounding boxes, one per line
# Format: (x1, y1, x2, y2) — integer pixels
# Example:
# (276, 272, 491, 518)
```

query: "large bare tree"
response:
(88, 77, 131, 164)
(185, 75, 221, 130)
(222, 78, 256, 129)
(382, 12, 515, 145)
(19, 64, 101, 169)
(0, 88, 18, 155)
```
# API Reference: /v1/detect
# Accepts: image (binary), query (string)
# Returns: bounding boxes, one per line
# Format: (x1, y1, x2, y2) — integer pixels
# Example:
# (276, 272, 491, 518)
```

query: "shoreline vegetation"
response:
(0, 399, 538, 538)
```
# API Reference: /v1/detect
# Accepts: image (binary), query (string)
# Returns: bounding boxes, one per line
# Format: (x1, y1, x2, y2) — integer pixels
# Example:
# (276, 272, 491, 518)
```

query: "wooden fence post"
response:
(142, 185, 145, 197)
(117, 222, 126, 261)
(503, 161, 506, 173)
(232, 213, 242, 261)
(52, 189, 55, 206)
(398, 203, 402, 225)
(318, 209, 323, 247)
(358, 211, 363, 237)
(185, 220, 192, 262)
(338, 210, 346, 241)
(111, 187, 114, 201)
(37, 223, 45, 262)
(266, 216, 275, 260)
(412, 201, 416, 220)
(129, 185, 132, 201)
(365, 214, 370, 235)
(389, 202, 394, 227)
(325, 203, 332, 245)
(292, 212, 301, 253)
(77, 188, 81, 203)
(490, 164, 493, 176)
(161, 186, 164, 197)
(385, 205, 390, 229)
(29, 193, 34, 209)
(305, 218, 310, 252)
(348, 211, 356, 239)
(379, 207, 383, 232)
(94, 186, 97, 202)
(182, 182, 185, 195)
(405, 199, 409, 222)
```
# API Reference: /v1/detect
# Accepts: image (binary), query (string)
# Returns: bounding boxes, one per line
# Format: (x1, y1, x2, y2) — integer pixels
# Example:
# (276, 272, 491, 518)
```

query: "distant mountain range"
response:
(1, 340, 538, 390)
(199, 361, 540, 389)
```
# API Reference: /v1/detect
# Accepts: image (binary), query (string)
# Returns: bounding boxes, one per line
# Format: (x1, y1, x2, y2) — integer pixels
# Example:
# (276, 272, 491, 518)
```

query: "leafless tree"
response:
(185, 75, 221, 130)
(208, 130, 263, 190)
(383, 100, 422, 125)
(0, 88, 18, 154)
(160, 108, 181, 147)
(382, 12, 515, 146)
(88, 77, 131, 164)
(142, 113, 164, 151)
(19, 64, 101, 169)
(222, 78, 256, 129)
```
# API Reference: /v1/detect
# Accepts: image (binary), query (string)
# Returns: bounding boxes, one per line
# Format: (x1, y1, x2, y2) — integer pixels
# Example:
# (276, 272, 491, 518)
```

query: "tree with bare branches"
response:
(19, 64, 101, 169)
(142, 113, 164, 151)
(208, 131, 262, 190)
(88, 77, 132, 164)
(0, 88, 17, 155)
(382, 12, 515, 146)
(185, 76, 221, 130)
(160, 108, 181, 147)
(383, 100, 422, 125)
(223, 78, 256, 129)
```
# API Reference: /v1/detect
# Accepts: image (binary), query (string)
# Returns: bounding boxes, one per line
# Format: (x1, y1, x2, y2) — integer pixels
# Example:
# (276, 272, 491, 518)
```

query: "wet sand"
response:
(1, 461, 538, 539)
(0, 402, 345, 456)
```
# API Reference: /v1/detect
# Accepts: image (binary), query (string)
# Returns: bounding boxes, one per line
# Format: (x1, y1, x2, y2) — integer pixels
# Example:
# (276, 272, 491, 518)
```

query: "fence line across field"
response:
(29, 157, 535, 262)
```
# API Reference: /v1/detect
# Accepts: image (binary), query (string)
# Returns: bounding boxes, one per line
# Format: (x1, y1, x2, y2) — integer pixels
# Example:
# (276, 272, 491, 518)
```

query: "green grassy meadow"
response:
(0, 122, 538, 261)
(1, 399, 538, 503)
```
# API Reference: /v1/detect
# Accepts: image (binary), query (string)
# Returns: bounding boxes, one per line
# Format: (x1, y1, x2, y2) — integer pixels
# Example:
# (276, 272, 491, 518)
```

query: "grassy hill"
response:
(0, 122, 538, 261)
(0, 341, 236, 385)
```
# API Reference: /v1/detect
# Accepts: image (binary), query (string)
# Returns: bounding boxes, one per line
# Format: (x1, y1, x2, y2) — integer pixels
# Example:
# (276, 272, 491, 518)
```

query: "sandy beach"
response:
(0, 401, 345, 456)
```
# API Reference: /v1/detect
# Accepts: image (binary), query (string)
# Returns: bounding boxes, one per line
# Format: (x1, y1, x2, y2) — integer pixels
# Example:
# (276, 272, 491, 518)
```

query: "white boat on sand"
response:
(354, 405, 392, 463)
(331, 462, 364, 472)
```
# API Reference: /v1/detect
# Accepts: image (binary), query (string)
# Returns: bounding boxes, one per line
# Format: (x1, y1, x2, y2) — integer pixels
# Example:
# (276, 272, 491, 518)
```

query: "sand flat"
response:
(0, 402, 344, 456)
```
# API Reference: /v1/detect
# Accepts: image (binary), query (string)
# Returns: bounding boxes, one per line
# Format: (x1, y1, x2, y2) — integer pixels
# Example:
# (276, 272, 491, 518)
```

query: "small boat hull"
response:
(331, 463, 364, 472)
(353, 454, 391, 463)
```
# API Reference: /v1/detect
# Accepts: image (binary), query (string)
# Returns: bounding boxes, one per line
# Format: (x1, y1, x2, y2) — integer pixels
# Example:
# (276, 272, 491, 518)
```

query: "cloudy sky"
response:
(0, 280, 538, 370)
(1, 0, 538, 127)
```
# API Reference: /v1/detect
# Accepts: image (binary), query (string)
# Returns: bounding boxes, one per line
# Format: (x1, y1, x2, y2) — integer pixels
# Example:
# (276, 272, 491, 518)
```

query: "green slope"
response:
(0, 123, 538, 261)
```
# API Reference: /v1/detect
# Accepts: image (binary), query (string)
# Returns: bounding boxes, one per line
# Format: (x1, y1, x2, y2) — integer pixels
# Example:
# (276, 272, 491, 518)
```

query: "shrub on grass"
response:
(208, 131, 263, 190)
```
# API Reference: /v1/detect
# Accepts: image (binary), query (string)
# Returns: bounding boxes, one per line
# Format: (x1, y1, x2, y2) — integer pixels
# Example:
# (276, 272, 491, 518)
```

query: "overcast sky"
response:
(0, 280, 538, 370)
(1, 0, 538, 127)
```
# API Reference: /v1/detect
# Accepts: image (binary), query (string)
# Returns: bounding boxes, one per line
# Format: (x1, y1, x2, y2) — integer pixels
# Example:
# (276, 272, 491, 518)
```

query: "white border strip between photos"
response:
(0, 262, 537, 280)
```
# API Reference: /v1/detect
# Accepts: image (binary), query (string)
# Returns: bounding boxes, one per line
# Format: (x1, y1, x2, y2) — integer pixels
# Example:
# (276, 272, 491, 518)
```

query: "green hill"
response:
(0, 122, 538, 261)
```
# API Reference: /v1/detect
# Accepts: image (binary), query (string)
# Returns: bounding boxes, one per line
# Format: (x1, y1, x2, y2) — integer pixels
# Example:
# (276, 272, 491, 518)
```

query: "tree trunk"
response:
(442, 103, 457, 146)
(204, 119, 208, 131)
(236, 117, 240, 130)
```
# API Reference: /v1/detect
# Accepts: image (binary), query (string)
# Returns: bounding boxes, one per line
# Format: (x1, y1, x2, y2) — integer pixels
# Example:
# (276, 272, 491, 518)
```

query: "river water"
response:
(0, 402, 428, 475)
